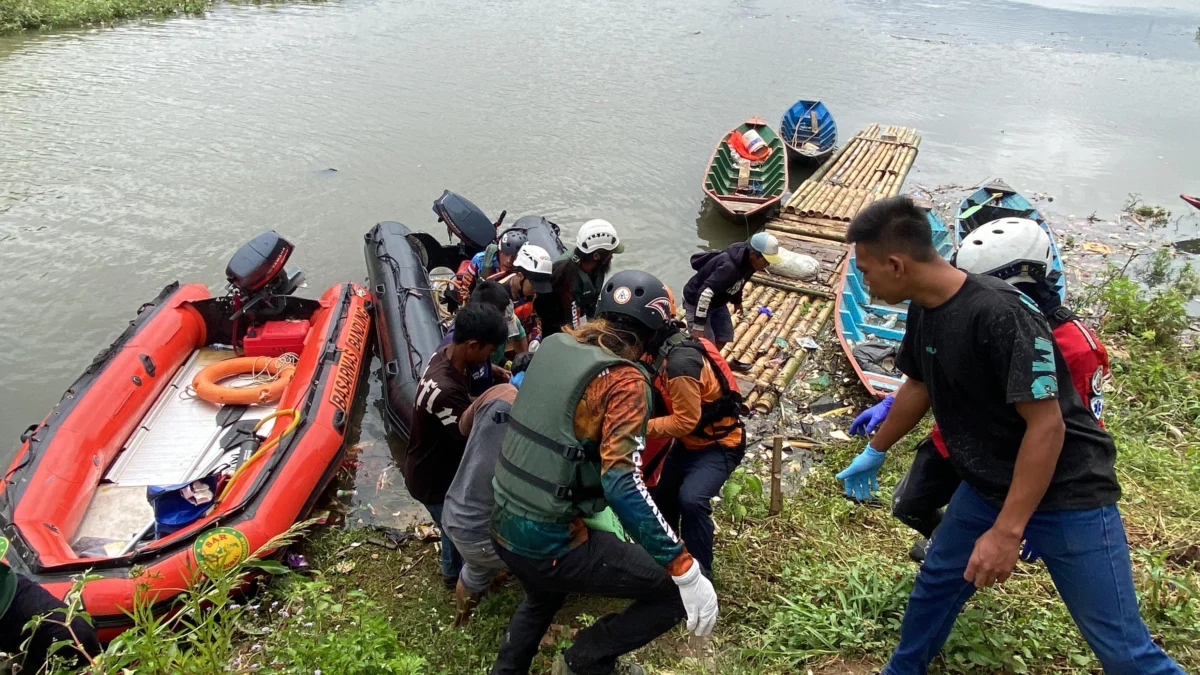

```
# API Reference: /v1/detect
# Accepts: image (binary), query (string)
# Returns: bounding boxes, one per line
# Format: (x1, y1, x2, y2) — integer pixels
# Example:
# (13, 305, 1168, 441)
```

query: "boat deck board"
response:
(105, 348, 277, 488)
(73, 348, 280, 553)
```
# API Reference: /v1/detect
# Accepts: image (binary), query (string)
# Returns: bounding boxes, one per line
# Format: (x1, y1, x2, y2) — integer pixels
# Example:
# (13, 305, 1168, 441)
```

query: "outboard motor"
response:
(226, 231, 305, 301)
(432, 190, 505, 252)
(225, 231, 306, 350)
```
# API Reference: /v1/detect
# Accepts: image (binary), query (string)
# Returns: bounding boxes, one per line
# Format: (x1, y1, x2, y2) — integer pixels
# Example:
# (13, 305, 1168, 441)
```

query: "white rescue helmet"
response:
(513, 243, 554, 294)
(955, 218, 1054, 286)
(576, 219, 625, 255)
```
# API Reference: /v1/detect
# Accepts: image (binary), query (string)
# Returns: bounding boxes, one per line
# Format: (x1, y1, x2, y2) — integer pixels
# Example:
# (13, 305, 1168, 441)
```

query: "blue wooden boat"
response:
(955, 178, 1066, 301)
(779, 100, 837, 163)
(835, 198, 953, 398)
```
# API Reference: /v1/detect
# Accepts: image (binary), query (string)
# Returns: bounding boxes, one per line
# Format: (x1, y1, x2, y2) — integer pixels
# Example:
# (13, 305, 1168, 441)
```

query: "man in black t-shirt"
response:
(837, 197, 1183, 675)
(404, 302, 507, 588)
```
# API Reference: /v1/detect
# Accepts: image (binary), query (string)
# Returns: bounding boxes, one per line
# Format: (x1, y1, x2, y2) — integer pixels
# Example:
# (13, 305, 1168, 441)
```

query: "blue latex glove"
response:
(1019, 540, 1040, 562)
(835, 445, 888, 501)
(849, 395, 894, 436)
(510, 371, 526, 390)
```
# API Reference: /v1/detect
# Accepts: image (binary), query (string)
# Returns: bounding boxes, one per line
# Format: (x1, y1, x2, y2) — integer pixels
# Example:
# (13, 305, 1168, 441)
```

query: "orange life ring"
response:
(193, 357, 296, 405)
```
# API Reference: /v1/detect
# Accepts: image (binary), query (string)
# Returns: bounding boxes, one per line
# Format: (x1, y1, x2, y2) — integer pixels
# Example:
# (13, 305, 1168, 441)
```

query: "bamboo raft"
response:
(726, 124, 921, 412)
(778, 124, 921, 223)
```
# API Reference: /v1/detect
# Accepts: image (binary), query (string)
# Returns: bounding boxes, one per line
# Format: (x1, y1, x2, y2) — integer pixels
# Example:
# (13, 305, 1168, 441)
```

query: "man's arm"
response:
(691, 259, 736, 329)
(965, 398, 1063, 588)
(647, 348, 704, 439)
(595, 370, 693, 575)
(868, 378, 930, 452)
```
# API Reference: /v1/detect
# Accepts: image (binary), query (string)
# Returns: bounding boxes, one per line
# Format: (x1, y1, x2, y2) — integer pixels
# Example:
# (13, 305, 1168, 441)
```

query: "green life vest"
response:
(493, 333, 651, 523)
(0, 537, 15, 618)
(480, 243, 501, 279)
(575, 267, 599, 317)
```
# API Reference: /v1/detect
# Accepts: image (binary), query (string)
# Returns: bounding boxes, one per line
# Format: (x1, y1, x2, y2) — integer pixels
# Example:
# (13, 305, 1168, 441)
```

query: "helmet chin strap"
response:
(1014, 278, 1063, 316)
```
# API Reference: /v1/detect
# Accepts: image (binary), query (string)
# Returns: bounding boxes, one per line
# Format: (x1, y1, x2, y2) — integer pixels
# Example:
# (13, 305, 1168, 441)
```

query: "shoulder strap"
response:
(497, 454, 602, 501)
(507, 416, 590, 462)
(1047, 304, 1076, 329)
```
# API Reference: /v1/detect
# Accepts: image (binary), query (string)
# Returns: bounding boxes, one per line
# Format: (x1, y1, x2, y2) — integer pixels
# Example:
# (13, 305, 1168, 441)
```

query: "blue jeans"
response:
(883, 483, 1184, 675)
(652, 440, 744, 573)
(683, 301, 734, 345)
(424, 502, 464, 580)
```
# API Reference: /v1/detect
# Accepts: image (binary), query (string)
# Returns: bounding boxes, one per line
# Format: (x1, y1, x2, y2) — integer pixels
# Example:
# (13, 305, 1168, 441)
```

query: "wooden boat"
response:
(835, 198, 953, 398)
(0, 233, 370, 639)
(702, 116, 788, 219)
(779, 100, 837, 163)
(1182, 194, 1200, 211)
(955, 178, 1066, 301)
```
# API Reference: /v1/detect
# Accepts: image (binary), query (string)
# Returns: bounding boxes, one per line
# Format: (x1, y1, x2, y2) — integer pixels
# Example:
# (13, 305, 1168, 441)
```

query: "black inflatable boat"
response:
(502, 215, 568, 259)
(364, 222, 445, 437)
(364, 193, 570, 436)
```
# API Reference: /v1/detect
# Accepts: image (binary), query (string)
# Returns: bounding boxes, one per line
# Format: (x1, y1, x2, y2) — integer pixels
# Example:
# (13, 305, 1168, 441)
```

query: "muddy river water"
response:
(2, 0, 1198, 524)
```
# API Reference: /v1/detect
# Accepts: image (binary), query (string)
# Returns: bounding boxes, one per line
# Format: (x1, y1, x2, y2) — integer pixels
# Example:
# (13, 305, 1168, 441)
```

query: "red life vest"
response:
(651, 334, 743, 441)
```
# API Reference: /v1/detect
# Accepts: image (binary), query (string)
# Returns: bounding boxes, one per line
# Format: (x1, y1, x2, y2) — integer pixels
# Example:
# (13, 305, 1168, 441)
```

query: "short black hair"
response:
(471, 280, 510, 313)
(452, 302, 507, 347)
(846, 196, 937, 263)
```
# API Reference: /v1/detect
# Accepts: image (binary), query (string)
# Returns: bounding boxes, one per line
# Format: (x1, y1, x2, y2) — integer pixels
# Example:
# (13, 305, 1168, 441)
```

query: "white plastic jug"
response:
(742, 129, 768, 155)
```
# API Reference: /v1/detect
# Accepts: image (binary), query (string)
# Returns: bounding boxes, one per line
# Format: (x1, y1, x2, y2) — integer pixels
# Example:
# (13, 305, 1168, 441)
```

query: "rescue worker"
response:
(836, 196, 1182, 675)
(535, 219, 623, 338)
(845, 218, 1110, 563)
(643, 307, 745, 577)
(496, 243, 554, 340)
(443, 382, 518, 627)
(406, 302, 509, 588)
(490, 270, 718, 675)
(683, 232, 782, 350)
(0, 540, 101, 672)
(471, 228, 527, 283)
(440, 281, 527, 396)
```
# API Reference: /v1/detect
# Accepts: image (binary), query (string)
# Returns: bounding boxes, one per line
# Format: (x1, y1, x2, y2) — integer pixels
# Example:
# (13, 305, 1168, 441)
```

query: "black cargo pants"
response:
(490, 530, 686, 675)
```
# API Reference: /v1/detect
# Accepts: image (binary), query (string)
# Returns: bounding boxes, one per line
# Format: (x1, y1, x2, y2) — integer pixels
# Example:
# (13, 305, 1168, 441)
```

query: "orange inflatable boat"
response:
(0, 232, 370, 639)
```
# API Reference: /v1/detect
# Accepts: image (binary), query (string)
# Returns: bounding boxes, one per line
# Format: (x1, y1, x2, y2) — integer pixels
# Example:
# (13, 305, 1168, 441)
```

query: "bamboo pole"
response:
(732, 302, 784, 365)
(829, 187, 861, 221)
(766, 220, 846, 242)
(748, 295, 811, 379)
(741, 390, 760, 415)
(784, 139, 857, 211)
(845, 140, 885, 189)
(827, 136, 872, 185)
(749, 274, 834, 298)
(750, 293, 802, 353)
(803, 181, 839, 217)
(769, 435, 783, 515)
(724, 290, 779, 357)
(742, 294, 803, 363)
(737, 294, 796, 363)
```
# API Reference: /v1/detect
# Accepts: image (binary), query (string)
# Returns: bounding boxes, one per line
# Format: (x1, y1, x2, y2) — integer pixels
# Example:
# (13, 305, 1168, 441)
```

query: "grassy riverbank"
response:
(0, 0, 291, 34)
(41, 257, 1200, 674)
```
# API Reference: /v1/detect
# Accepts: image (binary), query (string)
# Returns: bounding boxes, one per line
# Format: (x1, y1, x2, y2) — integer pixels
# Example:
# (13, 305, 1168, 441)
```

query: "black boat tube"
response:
(364, 222, 445, 437)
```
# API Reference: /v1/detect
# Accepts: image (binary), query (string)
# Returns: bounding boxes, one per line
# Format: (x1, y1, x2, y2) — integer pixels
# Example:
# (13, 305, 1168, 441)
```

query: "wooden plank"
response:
(769, 435, 783, 516)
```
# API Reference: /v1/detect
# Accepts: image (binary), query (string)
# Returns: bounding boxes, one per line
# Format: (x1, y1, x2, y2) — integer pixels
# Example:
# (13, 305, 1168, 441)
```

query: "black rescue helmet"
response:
(596, 270, 675, 331)
(499, 229, 529, 257)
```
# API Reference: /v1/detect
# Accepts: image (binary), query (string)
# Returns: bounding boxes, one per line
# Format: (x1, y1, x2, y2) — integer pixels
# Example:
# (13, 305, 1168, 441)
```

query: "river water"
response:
(2, 0, 1198, 525)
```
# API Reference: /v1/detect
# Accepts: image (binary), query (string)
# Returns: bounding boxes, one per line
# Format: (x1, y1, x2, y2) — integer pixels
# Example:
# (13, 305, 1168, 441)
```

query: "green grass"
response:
(0, 0, 307, 34)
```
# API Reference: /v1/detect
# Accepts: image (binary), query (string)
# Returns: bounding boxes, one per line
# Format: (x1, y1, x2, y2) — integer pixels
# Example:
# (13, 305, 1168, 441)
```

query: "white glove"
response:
(671, 562, 718, 636)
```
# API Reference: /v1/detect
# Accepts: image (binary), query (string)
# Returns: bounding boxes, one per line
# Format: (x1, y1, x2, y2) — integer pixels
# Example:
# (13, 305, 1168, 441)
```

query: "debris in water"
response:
(1082, 242, 1113, 255)
(1175, 238, 1200, 255)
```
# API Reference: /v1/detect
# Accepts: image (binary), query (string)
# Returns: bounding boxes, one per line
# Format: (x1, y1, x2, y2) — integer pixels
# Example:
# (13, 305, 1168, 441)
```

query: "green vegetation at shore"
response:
(0, 0, 307, 34)
(37, 262, 1200, 674)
